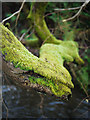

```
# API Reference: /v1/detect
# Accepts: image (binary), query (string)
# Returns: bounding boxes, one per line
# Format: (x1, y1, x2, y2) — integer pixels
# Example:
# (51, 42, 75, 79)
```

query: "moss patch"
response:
(40, 41, 84, 66)
(29, 75, 71, 97)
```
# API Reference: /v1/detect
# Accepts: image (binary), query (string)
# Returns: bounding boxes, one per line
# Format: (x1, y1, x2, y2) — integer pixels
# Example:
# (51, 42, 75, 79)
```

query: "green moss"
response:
(59, 41, 84, 64)
(29, 75, 71, 97)
(40, 41, 84, 66)
(0, 23, 84, 97)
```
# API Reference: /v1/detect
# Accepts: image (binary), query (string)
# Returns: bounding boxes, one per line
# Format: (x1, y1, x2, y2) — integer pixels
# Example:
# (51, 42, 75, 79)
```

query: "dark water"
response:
(2, 79, 89, 119)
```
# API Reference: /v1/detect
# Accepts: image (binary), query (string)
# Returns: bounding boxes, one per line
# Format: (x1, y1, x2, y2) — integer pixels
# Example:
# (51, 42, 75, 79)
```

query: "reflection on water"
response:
(2, 83, 89, 119)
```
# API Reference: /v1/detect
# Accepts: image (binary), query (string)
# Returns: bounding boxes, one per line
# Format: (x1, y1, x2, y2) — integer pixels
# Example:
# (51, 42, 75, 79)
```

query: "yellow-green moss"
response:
(40, 41, 84, 66)
(0, 23, 75, 97)
(29, 75, 71, 97)
(59, 41, 84, 64)
(39, 42, 84, 96)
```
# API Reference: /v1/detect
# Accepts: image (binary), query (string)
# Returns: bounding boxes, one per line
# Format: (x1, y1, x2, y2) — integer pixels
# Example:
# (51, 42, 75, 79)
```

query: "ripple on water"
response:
(49, 101, 65, 106)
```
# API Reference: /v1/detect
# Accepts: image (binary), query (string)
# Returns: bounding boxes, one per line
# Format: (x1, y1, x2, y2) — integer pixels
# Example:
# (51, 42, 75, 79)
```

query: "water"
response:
(2, 79, 89, 119)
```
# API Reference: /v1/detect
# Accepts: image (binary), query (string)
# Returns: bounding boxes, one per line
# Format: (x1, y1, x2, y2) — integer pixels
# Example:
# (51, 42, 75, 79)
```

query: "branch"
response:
(2, 98, 8, 120)
(19, 26, 32, 41)
(1, 0, 26, 24)
(62, 0, 90, 22)
(44, 6, 81, 18)
(73, 96, 89, 112)
(54, 6, 81, 11)
(15, 0, 26, 27)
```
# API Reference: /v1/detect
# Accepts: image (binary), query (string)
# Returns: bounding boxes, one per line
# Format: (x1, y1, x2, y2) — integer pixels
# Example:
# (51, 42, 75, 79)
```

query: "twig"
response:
(79, 46, 90, 49)
(19, 26, 32, 41)
(67, 63, 89, 97)
(1, 0, 26, 24)
(77, 77, 89, 97)
(45, 7, 81, 18)
(42, 28, 54, 45)
(2, 11, 20, 24)
(54, 6, 81, 11)
(2, 98, 8, 120)
(42, 35, 51, 45)
(15, 0, 26, 27)
(62, 0, 90, 22)
(44, 11, 58, 18)
(73, 96, 90, 112)
(78, 110, 89, 117)
(25, 29, 34, 39)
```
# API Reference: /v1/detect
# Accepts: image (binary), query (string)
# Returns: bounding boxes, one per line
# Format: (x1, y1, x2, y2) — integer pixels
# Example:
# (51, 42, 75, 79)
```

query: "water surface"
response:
(2, 78, 89, 119)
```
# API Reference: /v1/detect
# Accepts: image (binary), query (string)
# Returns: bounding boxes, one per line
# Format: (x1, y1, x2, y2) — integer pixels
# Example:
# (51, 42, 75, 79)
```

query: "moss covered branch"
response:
(0, 23, 72, 97)
(0, 23, 84, 98)
(28, 2, 62, 44)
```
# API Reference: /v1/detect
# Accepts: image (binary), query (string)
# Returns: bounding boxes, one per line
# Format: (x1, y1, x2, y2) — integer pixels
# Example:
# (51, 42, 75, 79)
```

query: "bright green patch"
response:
(29, 76, 71, 97)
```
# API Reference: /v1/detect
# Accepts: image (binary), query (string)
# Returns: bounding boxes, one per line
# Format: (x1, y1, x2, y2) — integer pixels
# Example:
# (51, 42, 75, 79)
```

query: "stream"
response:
(2, 77, 89, 119)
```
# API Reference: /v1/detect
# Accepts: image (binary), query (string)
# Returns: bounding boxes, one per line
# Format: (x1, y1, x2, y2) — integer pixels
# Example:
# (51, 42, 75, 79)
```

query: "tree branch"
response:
(62, 0, 90, 22)
(54, 6, 81, 11)
(15, 0, 26, 27)
(2, 0, 26, 24)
